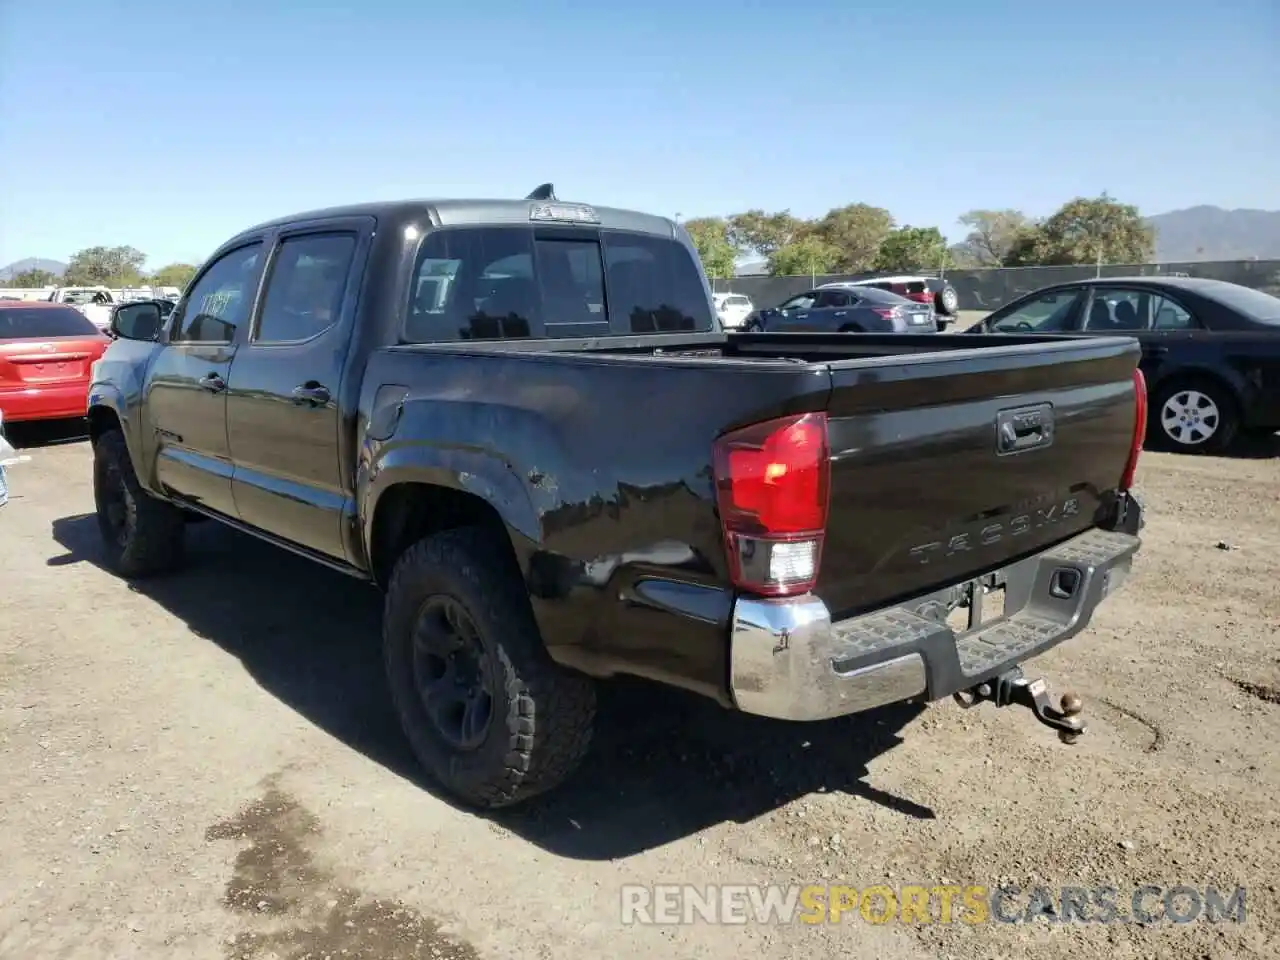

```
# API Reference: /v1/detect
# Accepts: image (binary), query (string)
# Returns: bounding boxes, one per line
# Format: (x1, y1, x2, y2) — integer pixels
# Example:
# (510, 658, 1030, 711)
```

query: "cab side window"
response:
(255, 233, 356, 343)
(171, 244, 263, 344)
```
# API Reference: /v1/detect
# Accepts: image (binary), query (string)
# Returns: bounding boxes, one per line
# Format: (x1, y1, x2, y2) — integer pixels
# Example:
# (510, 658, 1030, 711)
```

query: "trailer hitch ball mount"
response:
(953, 666, 1086, 744)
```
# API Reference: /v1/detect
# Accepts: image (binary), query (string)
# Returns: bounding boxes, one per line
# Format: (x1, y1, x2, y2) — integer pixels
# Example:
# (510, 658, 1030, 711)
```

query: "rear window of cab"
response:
(403, 226, 714, 342)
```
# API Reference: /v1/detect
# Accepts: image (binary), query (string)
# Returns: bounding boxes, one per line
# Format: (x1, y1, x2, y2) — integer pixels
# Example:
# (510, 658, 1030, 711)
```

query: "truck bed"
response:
(371, 330, 1141, 621)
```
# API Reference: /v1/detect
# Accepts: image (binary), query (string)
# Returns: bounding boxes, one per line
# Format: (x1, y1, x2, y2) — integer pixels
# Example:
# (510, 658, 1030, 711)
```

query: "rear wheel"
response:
(383, 526, 597, 808)
(92, 429, 186, 577)
(1151, 379, 1239, 454)
(935, 285, 959, 316)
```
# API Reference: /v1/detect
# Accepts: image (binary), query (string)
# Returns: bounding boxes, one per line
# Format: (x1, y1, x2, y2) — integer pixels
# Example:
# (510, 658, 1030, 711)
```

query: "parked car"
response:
(0, 301, 111, 422)
(712, 291, 754, 328)
(743, 283, 937, 333)
(88, 187, 1145, 810)
(975, 277, 1280, 453)
(834, 275, 960, 322)
(46, 286, 117, 331)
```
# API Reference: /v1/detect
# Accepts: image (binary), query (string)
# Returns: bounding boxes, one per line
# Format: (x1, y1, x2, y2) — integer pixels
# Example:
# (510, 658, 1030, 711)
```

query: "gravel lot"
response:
(2, 426, 1278, 960)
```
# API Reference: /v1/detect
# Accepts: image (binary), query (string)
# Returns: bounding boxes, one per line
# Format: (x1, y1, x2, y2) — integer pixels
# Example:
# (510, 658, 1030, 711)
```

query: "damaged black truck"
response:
(87, 187, 1146, 809)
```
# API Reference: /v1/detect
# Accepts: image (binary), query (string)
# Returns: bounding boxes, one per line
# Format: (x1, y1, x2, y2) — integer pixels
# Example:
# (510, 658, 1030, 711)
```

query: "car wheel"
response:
(742, 318, 762, 332)
(1151, 379, 1239, 454)
(383, 525, 597, 809)
(93, 429, 186, 577)
(935, 286, 959, 316)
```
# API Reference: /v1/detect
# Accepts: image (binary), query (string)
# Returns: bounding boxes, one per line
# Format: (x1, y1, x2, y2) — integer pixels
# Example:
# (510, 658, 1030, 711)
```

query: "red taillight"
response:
(712, 412, 830, 597)
(871, 307, 900, 319)
(1120, 368, 1147, 491)
(908, 291, 932, 304)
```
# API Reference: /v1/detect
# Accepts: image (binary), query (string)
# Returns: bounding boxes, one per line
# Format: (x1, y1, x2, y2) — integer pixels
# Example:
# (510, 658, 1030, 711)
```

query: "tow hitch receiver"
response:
(953, 667, 1087, 744)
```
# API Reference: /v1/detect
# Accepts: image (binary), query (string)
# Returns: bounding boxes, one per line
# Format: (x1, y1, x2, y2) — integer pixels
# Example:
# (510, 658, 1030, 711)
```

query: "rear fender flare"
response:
(358, 401, 547, 573)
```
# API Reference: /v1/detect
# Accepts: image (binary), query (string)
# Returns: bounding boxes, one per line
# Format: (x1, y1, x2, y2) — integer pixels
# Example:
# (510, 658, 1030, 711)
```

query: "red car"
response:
(0, 301, 111, 423)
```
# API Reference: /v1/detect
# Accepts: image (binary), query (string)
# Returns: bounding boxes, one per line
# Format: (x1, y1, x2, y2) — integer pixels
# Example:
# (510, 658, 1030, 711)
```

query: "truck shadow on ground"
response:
(50, 512, 932, 860)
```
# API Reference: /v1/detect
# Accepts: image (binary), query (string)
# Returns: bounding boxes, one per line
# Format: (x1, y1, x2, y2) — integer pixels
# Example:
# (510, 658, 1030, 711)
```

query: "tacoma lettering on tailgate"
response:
(907, 497, 1081, 566)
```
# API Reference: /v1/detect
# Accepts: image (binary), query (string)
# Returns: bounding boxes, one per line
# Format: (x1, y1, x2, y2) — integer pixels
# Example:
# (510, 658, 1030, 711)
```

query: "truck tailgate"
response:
(815, 338, 1141, 617)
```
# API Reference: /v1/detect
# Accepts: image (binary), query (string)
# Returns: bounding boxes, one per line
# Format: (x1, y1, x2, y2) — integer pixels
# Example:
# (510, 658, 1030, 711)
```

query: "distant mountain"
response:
(1146, 206, 1280, 262)
(0, 258, 67, 282)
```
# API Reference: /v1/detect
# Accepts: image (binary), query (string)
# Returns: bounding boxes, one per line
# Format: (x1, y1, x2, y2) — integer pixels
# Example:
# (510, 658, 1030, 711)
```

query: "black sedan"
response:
(741, 284, 937, 334)
(976, 277, 1280, 453)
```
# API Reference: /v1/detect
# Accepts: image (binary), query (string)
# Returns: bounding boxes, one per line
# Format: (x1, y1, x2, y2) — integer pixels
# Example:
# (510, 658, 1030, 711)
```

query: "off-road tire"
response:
(383, 526, 597, 809)
(1149, 377, 1239, 455)
(92, 429, 186, 577)
(935, 285, 959, 316)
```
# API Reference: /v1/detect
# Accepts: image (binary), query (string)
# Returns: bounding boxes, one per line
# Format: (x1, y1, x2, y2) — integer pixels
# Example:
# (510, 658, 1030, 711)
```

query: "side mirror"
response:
(111, 302, 163, 342)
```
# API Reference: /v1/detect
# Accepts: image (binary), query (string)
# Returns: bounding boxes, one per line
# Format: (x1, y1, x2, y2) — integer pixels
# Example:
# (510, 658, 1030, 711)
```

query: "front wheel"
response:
(93, 429, 186, 577)
(1151, 379, 1239, 454)
(383, 526, 597, 809)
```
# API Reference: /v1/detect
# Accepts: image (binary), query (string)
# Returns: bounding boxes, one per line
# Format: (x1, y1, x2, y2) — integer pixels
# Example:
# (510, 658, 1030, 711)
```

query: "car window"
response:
(407, 227, 539, 341)
(172, 244, 263, 344)
(538, 238, 607, 328)
(989, 289, 1083, 333)
(815, 290, 850, 308)
(0, 306, 101, 340)
(1151, 295, 1196, 330)
(255, 233, 356, 343)
(725, 295, 750, 307)
(601, 231, 713, 333)
(1084, 289, 1148, 332)
(779, 293, 817, 311)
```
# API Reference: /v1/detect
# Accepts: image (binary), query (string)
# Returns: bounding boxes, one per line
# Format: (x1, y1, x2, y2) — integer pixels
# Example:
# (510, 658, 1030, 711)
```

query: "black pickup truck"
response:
(88, 187, 1147, 809)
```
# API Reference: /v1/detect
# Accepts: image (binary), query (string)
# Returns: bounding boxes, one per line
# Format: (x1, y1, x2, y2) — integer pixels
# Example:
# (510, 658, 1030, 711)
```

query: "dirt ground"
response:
(2, 425, 1278, 960)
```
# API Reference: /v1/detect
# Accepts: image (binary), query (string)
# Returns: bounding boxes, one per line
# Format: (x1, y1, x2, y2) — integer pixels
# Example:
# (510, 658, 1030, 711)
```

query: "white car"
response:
(712, 292, 755, 328)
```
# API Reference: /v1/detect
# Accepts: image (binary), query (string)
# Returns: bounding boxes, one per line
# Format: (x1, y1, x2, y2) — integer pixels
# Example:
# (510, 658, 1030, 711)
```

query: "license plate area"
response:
(946, 576, 1007, 634)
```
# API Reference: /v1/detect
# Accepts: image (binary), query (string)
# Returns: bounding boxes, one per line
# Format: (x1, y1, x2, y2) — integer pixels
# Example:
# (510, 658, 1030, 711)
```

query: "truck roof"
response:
(234, 196, 680, 243)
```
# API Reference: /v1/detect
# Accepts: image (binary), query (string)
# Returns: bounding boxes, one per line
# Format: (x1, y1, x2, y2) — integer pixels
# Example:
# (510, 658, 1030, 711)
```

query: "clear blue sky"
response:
(1, 0, 1277, 269)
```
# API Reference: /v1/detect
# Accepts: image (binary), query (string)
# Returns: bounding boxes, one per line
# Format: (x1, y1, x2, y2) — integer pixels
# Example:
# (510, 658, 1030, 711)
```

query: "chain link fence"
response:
(710, 259, 1280, 313)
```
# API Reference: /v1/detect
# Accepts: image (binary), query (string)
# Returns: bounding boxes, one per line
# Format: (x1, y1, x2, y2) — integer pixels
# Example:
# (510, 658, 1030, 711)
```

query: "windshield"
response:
(1204, 283, 1280, 322)
(0, 306, 102, 339)
(725, 295, 750, 307)
(61, 289, 110, 306)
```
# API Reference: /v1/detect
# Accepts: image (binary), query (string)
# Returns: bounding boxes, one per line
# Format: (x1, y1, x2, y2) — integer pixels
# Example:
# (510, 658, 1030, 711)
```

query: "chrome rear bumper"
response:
(728, 526, 1141, 722)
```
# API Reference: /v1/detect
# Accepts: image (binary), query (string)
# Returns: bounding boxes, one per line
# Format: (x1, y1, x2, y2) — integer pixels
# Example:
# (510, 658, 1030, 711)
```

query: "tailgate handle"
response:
(996, 404, 1054, 455)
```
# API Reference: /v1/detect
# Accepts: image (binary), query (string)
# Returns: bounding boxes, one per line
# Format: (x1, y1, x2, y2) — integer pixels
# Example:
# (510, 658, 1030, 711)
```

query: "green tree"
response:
(770, 236, 841, 277)
(62, 245, 148, 286)
(953, 209, 1032, 266)
(10, 268, 58, 287)
(809, 203, 894, 272)
(150, 262, 198, 290)
(873, 226, 951, 272)
(1028, 194, 1155, 266)
(681, 217, 738, 282)
(726, 209, 806, 258)
(1003, 224, 1052, 266)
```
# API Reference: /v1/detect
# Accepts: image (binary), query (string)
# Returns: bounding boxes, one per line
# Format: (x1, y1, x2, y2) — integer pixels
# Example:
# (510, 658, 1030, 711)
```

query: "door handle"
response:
(1148, 346, 1169, 356)
(292, 383, 331, 406)
(198, 372, 226, 393)
(834, 311, 847, 317)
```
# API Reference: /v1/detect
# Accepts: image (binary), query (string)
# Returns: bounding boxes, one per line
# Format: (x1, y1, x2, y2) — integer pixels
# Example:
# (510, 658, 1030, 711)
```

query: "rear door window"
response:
(0, 306, 101, 339)
(403, 225, 714, 341)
